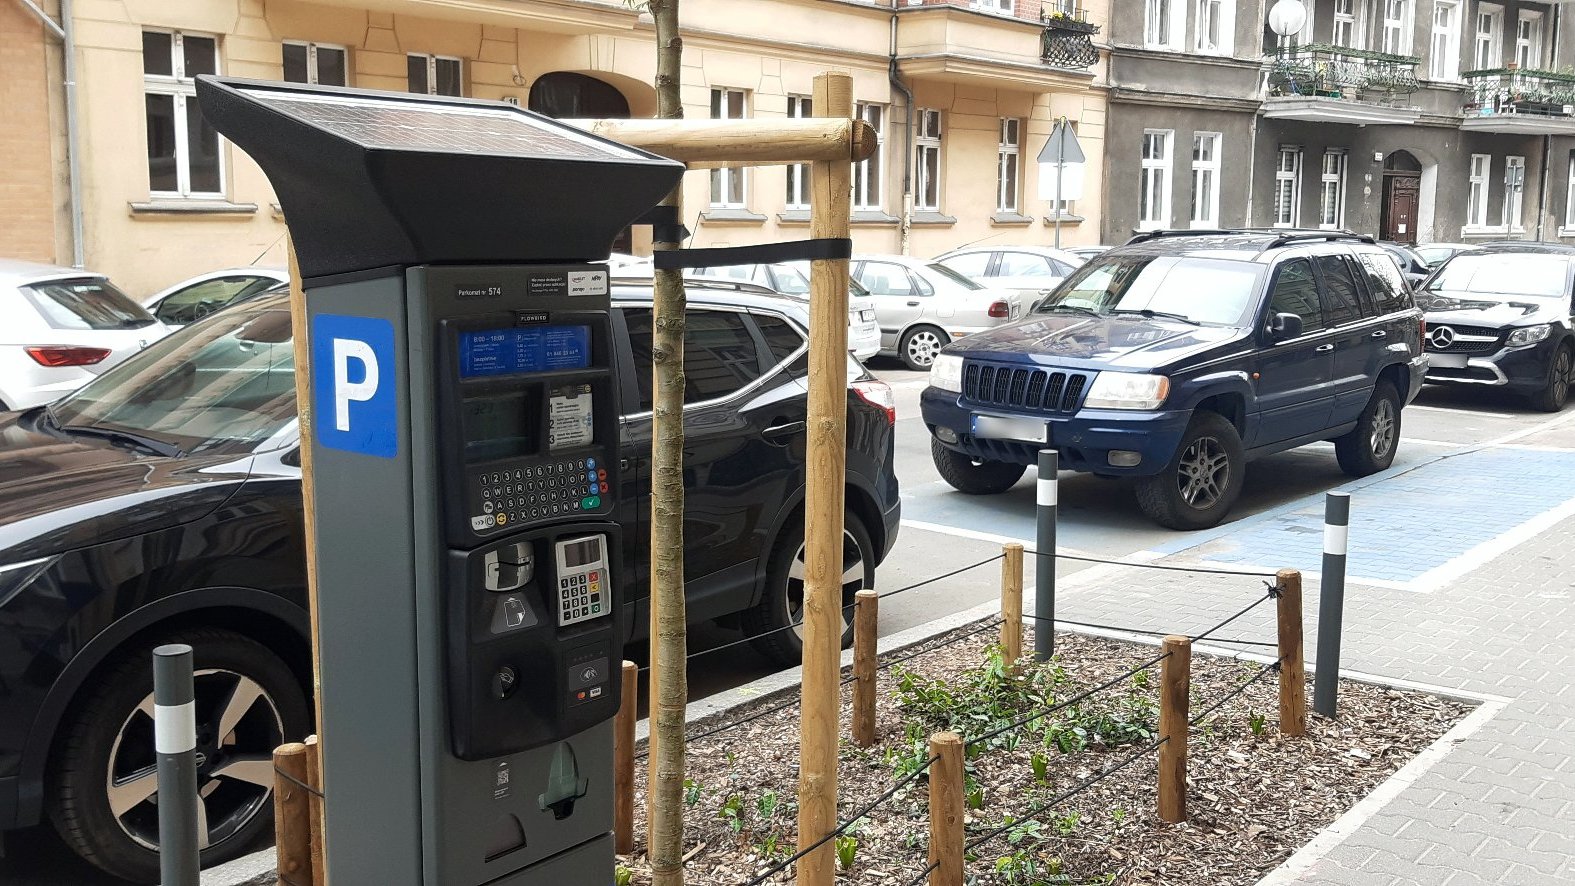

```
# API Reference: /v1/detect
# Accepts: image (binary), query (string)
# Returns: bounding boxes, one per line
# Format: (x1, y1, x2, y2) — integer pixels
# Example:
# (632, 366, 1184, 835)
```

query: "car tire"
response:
(931, 438, 1028, 495)
(1134, 411, 1245, 531)
(1335, 381, 1402, 476)
(1529, 343, 1574, 413)
(47, 627, 311, 883)
(899, 326, 949, 371)
(742, 511, 874, 668)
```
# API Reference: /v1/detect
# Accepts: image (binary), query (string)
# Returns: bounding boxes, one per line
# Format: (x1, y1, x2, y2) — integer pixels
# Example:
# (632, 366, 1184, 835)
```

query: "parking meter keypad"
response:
(471, 457, 609, 530)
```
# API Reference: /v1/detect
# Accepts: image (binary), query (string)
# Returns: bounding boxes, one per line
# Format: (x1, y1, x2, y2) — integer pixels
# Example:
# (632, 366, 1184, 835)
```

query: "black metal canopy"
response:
(196, 76, 684, 281)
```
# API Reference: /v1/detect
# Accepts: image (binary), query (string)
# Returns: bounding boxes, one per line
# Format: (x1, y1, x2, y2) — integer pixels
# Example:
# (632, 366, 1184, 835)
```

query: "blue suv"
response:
(920, 231, 1427, 529)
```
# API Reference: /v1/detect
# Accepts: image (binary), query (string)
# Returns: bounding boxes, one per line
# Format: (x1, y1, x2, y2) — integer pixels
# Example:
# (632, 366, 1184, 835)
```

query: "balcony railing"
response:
(1463, 68, 1575, 118)
(1041, 2, 1099, 69)
(1267, 44, 1421, 104)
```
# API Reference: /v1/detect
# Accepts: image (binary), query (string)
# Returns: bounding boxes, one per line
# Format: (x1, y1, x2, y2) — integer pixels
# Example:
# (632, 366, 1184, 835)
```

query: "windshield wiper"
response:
(1038, 304, 1102, 317)
(1110, 308, 1201, 326)
(54, 418, 183, 458)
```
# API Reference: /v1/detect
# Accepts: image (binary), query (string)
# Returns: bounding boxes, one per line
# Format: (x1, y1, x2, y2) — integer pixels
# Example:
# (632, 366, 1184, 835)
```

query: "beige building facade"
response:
(3, 0, 1108, 295)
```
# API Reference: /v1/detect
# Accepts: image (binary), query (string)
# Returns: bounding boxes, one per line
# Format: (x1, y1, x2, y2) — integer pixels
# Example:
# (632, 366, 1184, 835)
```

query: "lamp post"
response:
(1268, 0, 1308, 56)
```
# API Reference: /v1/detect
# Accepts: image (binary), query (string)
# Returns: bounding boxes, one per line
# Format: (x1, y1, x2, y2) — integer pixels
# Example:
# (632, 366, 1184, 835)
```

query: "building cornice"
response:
(898, 53, 1098, 91)
(1109, 86, 1258, 112)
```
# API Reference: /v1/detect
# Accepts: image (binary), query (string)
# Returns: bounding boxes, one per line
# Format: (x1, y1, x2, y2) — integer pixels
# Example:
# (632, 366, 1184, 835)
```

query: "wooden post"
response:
(614, 661, 639, 854)
(797, 70, 854, 886)
(852, 590, 879, 747)
(1276, 569, 1307, 737)
(563, 118, 878, 166)
(927, 733, 964, 886)
(1156, 636, 1191, 823)
(1000, 543, 1024, 667)
(304, 735, 325, 886)
(273, 741, 312, 886)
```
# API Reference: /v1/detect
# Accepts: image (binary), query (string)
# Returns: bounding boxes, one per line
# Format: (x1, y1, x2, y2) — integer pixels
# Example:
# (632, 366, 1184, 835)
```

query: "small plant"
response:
(755, 789, 779, 821)
(994, 849, 1060, 885)
(1053, 810, 1081, 836)
(683, 778, 703, 807)
(834, 834, 859, 871)
(967, 784, 986, 810)
(1249, 712, 1268, 736)
(718, 793, 746, 834)
(614, 865, 633, 886)
(1111, 806, 1129, 827)
(1004, 817, 1045, 845)
(1030, 752, 1050, 784)
(755, 832, 787, 859)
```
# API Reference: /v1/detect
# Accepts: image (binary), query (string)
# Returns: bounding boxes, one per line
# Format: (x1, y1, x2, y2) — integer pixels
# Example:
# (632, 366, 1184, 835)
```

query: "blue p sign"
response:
(312, 314, 398, 458)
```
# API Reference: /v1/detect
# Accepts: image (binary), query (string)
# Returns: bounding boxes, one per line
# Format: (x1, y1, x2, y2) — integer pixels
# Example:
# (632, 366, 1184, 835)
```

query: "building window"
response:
(1430, 1, 1459, 80)
(1467, 153, 1490, 228)
(1190, 132, 1220, 228)
(972, 0, 1013, 12)
(1382, 0, 1411, 56)
(1333, 0, 1361, 48)
(143, 30, 223, 198)
(1475, 4, 1503, 70)
(1504, 155, 1526, 230)
(1515, 10, 1542, 69)
(854, 103, 885, 212)
(1139, 129, 1173, 230)
(997, 118, 1021, 214)
(709, 88, 748, 208)
(283, 41, 347, 86)
(1145, 0, 1182, 48)
(916, 109, 942, 212)
(1273, 146, 1302, 228)
(1565, 152, 1575, 229)
(785, 95, 811, 211)
(1319, 150, 1347, 229)
(408, 54, 461, 95)
(1196, 0, 1233, 53)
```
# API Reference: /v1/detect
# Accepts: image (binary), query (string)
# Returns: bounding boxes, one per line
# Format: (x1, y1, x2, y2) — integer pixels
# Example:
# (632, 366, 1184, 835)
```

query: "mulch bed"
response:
(622, 621, 1469, 885)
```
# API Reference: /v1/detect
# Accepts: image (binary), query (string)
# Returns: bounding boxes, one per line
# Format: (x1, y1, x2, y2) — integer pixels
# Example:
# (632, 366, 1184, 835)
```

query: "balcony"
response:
(1461, 69, 1575, 134)
(896, 0, 1101, 87)
(1042, 5, 1100, 70)
(1264, 44, 1422, 125)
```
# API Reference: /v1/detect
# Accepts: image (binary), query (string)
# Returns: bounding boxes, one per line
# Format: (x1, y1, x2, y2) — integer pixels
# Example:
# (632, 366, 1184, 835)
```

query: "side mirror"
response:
(1268, 312, 1304, 342)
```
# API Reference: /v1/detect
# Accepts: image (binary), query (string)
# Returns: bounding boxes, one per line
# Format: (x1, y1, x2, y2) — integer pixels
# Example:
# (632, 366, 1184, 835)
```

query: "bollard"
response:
(1156, 636, 1191, 823)
(1000, 543, 1024, 667)
(304, 734, 325, 886)
(1034, 449, 1058, 662)
(852, 590, 879, 747)
(273, 742, 312, 885)
(927, 732, 964, 886)
(1275, 569, 1307, 737)
(614, 661, 639, 854)
(1314, 492, 1350, 718)
(153, 644, 200, 886)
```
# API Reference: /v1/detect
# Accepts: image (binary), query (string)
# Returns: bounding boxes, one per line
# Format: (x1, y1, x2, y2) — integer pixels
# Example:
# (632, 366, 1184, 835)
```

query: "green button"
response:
(592, 603, 601, 613)
(582, 496, 601, 509)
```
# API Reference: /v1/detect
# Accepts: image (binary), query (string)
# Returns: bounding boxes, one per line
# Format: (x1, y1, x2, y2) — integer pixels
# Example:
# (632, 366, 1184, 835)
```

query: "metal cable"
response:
(1021, 548, 1278, 578)
(1192, 591, 1275, 643)
(1189, 658, 1282, 726)
(877, 553, 1005, 599)
(964, 649, 1171, 750)
(899, 859, 940, 886)
(1038, 613, 1276, 647)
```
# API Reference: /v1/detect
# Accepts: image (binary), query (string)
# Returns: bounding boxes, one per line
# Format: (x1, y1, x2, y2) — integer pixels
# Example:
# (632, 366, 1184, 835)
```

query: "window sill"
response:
(700, 208, 768, 225)
(991, 211, 1034, 226)
(1044, 214, 1086, 226)
(130, 200, 259, 216)
(1558, 227, 1575, 239)
(911, 210, 957, 227)
(1460, 225, 1526, 239)
(777, 209, 901, 226)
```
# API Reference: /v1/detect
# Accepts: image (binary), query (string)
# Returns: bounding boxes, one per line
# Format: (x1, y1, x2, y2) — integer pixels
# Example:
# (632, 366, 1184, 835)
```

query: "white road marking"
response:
(1407, 493, 1575, 593)
(1485, 404, 1575, 446)
(1407, 403, 1519, 420)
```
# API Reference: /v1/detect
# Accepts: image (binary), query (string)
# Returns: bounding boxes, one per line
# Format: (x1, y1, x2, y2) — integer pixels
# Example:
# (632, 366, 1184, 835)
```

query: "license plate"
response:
(1429, 352, 1468, 369)
(973, 414, 1048, 443)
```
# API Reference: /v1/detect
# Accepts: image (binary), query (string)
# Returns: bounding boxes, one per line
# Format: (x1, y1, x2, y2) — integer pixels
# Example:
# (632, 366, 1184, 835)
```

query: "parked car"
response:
(933, 245, 1084, 307)
(0, 280, 899, 880)
(1414, 242, 1480, 269)
(1378, 241, 1432, 286)
(0, 259, 172, 410)
(1066, 245, 1113, 262)
(141, 266, 290, 326)
(920, 230, 1427, 529)
(1417, 242, 1575, 411)
(851, 254, 1027, 370)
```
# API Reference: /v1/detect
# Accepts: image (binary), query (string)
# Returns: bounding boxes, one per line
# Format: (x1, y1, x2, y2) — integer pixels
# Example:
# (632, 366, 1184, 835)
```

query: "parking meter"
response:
(198, 77, 682, 885)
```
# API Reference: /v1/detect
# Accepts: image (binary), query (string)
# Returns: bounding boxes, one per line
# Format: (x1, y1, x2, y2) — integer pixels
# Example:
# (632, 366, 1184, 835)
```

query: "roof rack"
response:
(1262, 230, 1376, 249)
(1122, 228, 1252, 245)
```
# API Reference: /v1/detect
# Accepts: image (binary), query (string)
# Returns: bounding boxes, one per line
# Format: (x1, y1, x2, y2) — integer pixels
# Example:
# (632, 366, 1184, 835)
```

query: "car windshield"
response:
(765, 263, 811, 294)
(784, 261, 871, 298)
(49, 300, 296, 457)
(21, 278, 159, 330)
(1036, 254, 1265, 326)
(924, 263, 984, 291)
(1425, 253, 1570, 299)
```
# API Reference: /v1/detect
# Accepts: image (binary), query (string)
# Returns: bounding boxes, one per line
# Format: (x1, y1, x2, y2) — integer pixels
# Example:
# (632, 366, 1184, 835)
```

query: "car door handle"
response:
(762, 420, 806, 441)
(906, 301, 921, 307)
(1314, 343, 1335, 352)
(1370, 330, 1388, 338)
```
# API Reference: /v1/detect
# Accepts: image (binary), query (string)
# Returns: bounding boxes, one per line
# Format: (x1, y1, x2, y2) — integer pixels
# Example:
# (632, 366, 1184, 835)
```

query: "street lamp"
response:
(1267, 0, 1307, 55)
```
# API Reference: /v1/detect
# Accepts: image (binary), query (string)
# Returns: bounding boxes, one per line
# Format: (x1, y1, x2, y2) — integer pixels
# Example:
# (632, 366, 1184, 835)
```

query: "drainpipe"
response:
(16, 0, 84, 269)
(1537, 133, 1551, 241)
(889, 5, 915, 255)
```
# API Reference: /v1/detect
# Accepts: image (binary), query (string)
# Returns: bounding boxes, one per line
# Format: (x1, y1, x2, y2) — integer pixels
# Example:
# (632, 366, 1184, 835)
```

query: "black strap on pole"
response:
(630, 205, 690, 244)
(651, 237, 853, 271)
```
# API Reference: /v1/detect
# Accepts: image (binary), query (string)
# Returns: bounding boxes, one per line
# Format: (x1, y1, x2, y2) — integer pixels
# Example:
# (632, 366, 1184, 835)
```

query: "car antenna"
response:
(249, 233, 286, 267)
(948, 230, 1009, 253)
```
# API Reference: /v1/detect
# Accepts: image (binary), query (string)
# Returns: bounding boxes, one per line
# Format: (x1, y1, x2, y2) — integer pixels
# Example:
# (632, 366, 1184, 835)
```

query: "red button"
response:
(590, 571, 599, 581)
(599, 482, 609, 494)
(577, 691, 586, 700)
(597, 469, 607, 479)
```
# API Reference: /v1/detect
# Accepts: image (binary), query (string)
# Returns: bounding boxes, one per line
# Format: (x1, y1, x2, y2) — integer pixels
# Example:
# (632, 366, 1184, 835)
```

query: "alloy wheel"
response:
(905, 331, 944, 368)
(1555, 349, 1573, 405)
(786, 528, 867, 640)
(1175, 435, 1230, 509)
(1370, 398, 1396, 459)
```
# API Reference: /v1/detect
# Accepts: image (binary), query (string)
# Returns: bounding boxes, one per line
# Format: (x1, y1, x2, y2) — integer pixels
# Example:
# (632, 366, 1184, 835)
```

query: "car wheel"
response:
(742, 511, 873, 668)
(931, 438, 1028, 495)
(899, 326, 949, 371)
(1134, 411, 1245, 531)
(1529, 344, 1574, 413)
(1335, 381, 1402, 476)
(47, 628, 311, 882)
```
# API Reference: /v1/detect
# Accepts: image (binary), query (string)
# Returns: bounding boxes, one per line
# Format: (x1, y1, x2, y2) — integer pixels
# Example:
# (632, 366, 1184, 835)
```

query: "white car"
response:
(0, 259, 173, 410)
(851, 254, 1026, 370)
(933, 245, 1084, 307)
(142, 266, 290, 326)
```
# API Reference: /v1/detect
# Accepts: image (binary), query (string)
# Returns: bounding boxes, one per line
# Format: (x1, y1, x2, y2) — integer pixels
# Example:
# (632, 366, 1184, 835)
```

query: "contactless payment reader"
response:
(198, 77, 683, 886)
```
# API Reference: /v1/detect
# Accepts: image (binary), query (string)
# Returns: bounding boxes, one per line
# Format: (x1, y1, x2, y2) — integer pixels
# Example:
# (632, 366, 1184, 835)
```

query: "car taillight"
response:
(851, 380, 896, 425)
(25, 346, 111, 367)
(988, 301, 1010, 319)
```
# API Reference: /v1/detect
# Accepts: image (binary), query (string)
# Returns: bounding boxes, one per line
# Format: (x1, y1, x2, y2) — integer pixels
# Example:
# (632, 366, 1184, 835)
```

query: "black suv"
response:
(921, 230, 1427, 529)
(1417, 242, 1575, 411)
(0, 281, 899, 880)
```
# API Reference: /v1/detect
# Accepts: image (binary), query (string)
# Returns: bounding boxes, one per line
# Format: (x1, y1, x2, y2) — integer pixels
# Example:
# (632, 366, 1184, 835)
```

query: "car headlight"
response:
(1083, 372, 1171, 410)
(930, 353, 964, 393)
(0, 556, 56, 610)
(1508, 324, 1552, 346)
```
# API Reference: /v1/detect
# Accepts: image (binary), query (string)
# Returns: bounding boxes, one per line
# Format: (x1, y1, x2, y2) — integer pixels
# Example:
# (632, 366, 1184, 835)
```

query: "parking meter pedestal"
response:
(197, 77, 683, 886)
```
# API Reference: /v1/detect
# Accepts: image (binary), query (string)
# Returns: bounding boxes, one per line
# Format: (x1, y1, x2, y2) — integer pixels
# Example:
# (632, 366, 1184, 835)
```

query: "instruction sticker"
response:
(548, 384, 594, 451)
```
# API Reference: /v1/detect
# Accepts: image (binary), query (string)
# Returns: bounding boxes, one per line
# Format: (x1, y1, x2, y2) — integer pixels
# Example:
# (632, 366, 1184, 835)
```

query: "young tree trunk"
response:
(644, 2, 687, 885)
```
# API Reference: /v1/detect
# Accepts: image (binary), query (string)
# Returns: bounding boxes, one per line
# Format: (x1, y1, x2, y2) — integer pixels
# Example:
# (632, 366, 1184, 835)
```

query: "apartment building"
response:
(1104, 0, 1575, 246)
(2, 0, 1109, 295)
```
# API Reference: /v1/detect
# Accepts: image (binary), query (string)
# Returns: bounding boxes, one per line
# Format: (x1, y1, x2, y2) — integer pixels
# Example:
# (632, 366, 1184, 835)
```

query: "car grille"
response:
(1427, 324, 1502, 355)
(963, 362, 1090, 413)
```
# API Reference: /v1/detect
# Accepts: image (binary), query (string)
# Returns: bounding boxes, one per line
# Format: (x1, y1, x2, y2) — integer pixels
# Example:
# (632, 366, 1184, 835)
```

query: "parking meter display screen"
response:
(459, 325, 591, 378)
(462, 392, 538, 462)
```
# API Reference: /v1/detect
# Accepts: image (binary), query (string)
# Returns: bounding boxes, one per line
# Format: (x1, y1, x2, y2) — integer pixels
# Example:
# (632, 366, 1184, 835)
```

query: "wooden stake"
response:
(927, 732, 964, 886)
(796, 70, 854, 886)
(615, 661, 639, 855)
(1000, 544, 1024, 667)
(273, 742, 312, 886)
(304, 735, 325, 886)
(1157, 636, 1191, 824)
(852, 590, 879, 748)
(1276, 570, 1307, 737)
(563, 118, 878, 166)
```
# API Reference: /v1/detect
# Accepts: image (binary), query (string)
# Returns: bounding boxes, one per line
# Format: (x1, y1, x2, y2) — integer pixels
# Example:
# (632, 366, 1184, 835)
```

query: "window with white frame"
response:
(1144, 0, 1183, 48)
(1515, 10, 1542, 69)
(1319, 150, 1347, 229)
(785, 95, 811, 210)
(972, 0, 1013, 12)
(854, 103, 885, 212)
(1196, 0, 1234, 54)
(1475, 4, 1503, 70)
(1467, 153, 1491, 228)
(1139, 129, 1172, 230)
(1190, 132, 1220, 228)
(1565, 152, 1575, 228)
(1333, 0, 1361, 48)
(1273, 147, 1302, 228)
(1430, 1, 1460, 79)
(283, 41, 347, 86)
(916, 109, 943, 212)
(1382, 0, 1411, 55)
(1503, 155, 1526, 229)
(996, 118, 1021, 213)
(408, 54, 461, 95)
(710, 88, 748, 208)
(143, 30, 223, 198)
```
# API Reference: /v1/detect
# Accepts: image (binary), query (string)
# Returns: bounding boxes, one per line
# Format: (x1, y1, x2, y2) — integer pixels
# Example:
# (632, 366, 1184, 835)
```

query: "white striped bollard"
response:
(154, 644, 201, 886)
(1313, 492, 1350, 717)
(1035, 449, 1058, 662)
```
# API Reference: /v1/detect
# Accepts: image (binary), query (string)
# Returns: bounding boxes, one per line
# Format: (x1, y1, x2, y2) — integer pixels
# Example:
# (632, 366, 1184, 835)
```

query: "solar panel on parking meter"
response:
(197, 76, 683, 886)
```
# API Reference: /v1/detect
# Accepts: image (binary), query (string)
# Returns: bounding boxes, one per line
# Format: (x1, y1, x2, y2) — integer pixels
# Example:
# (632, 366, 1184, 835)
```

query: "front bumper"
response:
(1424, 338, 1559, 391)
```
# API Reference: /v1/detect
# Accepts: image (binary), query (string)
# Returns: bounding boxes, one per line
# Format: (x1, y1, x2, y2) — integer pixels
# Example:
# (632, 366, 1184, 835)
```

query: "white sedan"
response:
(851, 254, 1026, 370)
(142, 266, 290, 326)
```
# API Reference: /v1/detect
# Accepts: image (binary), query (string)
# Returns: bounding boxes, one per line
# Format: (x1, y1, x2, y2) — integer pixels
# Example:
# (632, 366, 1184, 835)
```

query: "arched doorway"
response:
(1381, 151, 1422, 245)
(528, 72, 631, 120)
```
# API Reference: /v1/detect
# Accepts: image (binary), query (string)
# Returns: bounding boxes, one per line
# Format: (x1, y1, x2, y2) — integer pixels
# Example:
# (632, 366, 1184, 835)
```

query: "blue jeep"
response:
(920, 231, 1428, 529)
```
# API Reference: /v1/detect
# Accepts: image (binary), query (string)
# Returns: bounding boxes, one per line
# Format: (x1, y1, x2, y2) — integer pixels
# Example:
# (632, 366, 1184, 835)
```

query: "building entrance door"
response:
(1380, 151, 1423, 245)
